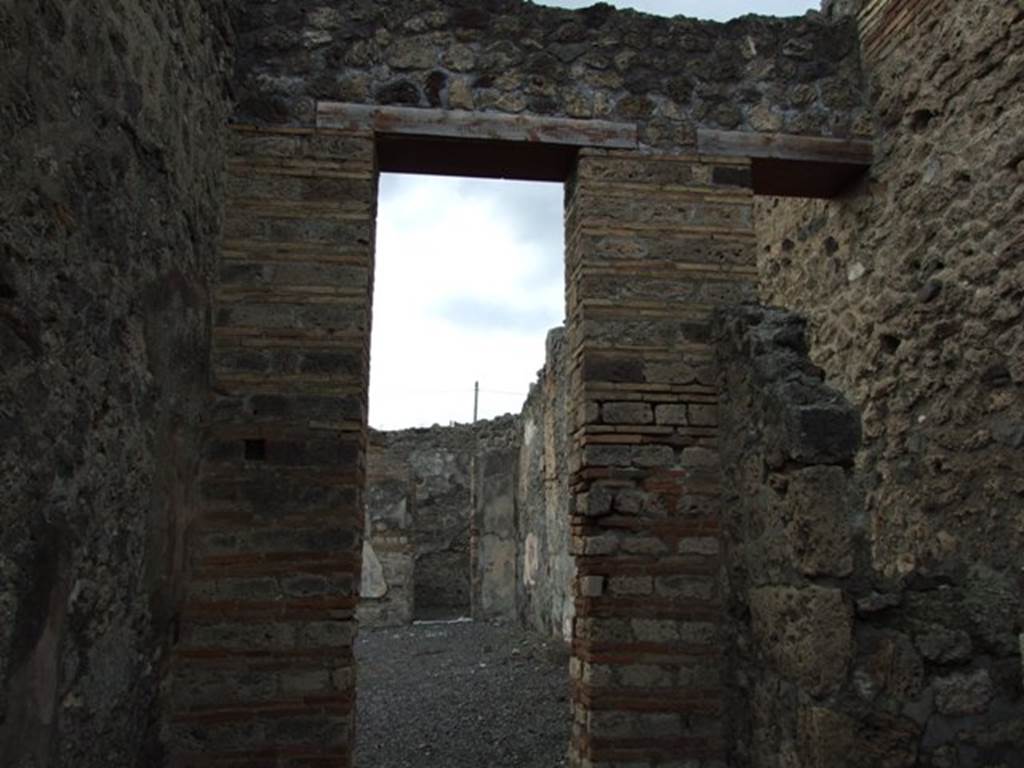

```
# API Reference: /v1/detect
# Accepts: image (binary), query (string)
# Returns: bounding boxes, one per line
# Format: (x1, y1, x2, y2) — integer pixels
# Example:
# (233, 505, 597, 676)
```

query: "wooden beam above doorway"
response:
(317, 103, 638, 149)
(315, 103, 874, 196)
(698, 129, 874, 198)
(316, 103, 638, 182)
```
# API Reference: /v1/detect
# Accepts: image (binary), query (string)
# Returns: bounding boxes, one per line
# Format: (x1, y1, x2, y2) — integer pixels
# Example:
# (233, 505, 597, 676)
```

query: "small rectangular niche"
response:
(244, 438, 267, 461)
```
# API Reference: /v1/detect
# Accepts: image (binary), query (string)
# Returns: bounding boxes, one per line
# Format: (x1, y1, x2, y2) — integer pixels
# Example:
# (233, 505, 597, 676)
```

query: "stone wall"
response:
(472, 416, 522, 621)
(227, 0, 869, 146)
(517, 328, 574, 640)
(755, 1, 1023, 762)
(360, 337, 576, 637)
(360, 432, 417, 627)
(716, 305, 1021, 767)
(360, 417, 521, 626)
(0, 1, 230, 765)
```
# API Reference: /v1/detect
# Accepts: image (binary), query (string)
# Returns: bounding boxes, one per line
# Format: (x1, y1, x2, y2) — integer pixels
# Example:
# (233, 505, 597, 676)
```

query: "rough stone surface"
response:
(517, 328, 574, 640)
(227, 0, 869, 146)
(355, 619, 569, 767)
(749, 585, 852, 697)
(753, 3, 1024, 765)
(0, 1, 230, 764)
(716, 303, 1023, 767)
(360, 416, 519, 625)
(6, 1, 1023, 766)
(760, 1, 1024, 583)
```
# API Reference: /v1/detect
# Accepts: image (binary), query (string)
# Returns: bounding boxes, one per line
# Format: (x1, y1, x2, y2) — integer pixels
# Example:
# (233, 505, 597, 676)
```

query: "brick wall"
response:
(565, 150, 756, 767)
(167, 126, 377, 767)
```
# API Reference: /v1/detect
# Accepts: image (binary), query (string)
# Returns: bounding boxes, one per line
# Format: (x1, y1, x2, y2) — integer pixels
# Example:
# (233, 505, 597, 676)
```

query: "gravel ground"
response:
(355, 618, 571, 768)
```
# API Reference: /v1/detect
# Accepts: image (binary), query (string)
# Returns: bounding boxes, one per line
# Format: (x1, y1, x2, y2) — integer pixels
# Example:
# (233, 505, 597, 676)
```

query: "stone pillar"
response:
(565, 149, 755, 767)
(167, 126, 376, 767)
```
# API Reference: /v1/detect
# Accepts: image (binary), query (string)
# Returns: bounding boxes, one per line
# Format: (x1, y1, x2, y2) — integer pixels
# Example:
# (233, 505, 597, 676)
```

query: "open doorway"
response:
(356, 173, 572, 766)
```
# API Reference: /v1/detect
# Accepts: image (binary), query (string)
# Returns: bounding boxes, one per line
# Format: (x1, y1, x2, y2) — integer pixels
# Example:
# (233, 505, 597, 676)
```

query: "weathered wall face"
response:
(762, 0, 1023, 579)
(228, 0, 869, 146)
(566, 149, 757, 766)
(716, 305, 1022, 767)
(395, 425, 475, 618)
(716, 306, 861, 767)
(517, 328, 575, 640)
(754, 0, 1024, 763)
(0, 1, 230, 764)
(360, 434, 417, 627)
(360, 417, 521, 626)
(472, 417, 522, 621)
(169, 127, 376, 766)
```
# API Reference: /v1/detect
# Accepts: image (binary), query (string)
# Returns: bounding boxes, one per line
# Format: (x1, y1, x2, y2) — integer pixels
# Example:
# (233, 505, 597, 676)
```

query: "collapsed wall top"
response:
(228, 0, 871, 149)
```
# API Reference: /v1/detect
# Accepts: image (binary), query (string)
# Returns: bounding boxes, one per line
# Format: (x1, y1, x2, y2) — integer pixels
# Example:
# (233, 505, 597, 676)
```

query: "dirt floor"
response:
(354, 618, 571, 767)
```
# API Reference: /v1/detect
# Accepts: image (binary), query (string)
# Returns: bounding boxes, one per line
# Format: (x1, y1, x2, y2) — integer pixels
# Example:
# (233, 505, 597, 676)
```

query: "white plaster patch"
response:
(847, 262, 867, 282)
(523, 532, 539, 587)
(523, 416, 538, 447)
(361, 541, 388, 599)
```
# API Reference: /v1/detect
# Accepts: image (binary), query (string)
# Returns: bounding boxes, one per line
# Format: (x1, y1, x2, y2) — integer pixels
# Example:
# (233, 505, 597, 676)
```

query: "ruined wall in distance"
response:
(360, 434, 417, 627)
(517, 328, 574, 641)
(360, 416, 520, 626)
(361, 329, 574, 640)
(228, 0, 869, 147)
(0, 1, 231, 764)
(754, 3, 1024, 760)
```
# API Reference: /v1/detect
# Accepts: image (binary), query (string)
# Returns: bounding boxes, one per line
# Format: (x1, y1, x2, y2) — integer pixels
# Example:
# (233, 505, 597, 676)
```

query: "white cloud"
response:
(369, 175, 563, 430)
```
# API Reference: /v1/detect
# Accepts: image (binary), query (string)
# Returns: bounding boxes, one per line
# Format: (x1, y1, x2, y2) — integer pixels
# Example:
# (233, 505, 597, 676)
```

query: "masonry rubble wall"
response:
(753, 1, 1023, 763)
(516, 328, 574, 641)
(715, 305, 1022, 767)
(227, 0, 869, 146)
(359, 415, 521, 627)
(0, 1, 231, 764)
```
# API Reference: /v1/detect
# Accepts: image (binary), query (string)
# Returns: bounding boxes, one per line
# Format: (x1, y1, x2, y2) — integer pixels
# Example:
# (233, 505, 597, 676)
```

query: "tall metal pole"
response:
(473, 381, 479, 423)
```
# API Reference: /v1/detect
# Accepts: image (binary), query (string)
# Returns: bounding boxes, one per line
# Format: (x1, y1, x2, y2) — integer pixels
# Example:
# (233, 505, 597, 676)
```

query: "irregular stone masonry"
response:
(715, 305, 1022, 767)
(359, 416, 520, 627)
(168, 126, 377, 767)
(0, 0, 230, 763)
(230, 0, 870, 147)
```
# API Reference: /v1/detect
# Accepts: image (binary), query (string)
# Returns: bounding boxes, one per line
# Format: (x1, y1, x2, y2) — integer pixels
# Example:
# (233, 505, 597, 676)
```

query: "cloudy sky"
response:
(368, 0, 817, 430)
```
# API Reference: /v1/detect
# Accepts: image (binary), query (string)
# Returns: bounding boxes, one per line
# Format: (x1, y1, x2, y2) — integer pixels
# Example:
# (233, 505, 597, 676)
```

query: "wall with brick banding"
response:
(168, 126, 377, 767)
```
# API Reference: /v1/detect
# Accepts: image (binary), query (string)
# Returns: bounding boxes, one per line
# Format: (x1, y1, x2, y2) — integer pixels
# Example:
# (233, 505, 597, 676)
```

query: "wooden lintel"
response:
(317, 102, 638, 150)
(698, 129, 873, 198)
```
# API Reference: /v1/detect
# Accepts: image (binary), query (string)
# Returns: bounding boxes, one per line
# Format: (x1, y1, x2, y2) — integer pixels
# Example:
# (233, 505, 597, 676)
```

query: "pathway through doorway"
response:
(355, 620, 570, 767)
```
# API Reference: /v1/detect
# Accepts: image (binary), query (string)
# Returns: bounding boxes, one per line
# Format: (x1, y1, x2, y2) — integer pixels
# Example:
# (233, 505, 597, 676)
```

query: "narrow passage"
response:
(355, 619, 570, 767)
